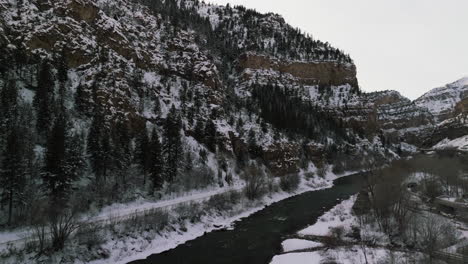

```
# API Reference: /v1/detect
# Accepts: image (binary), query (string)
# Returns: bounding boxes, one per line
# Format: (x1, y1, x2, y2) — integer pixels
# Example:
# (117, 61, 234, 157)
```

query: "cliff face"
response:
(360, 91, 434, 144)
(238, 53, 358, 87)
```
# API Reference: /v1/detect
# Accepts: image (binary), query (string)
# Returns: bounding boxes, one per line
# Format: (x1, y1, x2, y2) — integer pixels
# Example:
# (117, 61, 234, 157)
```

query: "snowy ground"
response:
(0, 185, 246, 250)
(281, 239, 323, 252)
(298, 195, 357, 237)
(270, 195, 407, 264)
(433, 135, 468, 151)
(271, 246, 390, 264)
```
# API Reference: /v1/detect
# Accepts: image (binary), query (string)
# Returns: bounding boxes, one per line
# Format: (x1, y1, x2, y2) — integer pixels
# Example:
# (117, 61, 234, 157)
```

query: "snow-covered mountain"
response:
(0, 0, 400, 181)
(1, 0, 465, 181)
(415, 77, 468, 122)
(408, 77, 468, 148)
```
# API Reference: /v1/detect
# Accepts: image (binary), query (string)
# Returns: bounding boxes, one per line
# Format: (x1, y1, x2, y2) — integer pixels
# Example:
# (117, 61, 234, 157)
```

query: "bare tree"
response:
(418, 215, 459, 263)
(244, 164, 266, 200)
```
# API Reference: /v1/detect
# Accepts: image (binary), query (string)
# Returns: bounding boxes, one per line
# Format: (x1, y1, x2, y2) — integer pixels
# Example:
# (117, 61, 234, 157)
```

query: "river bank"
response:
(129, 172, 364, 264)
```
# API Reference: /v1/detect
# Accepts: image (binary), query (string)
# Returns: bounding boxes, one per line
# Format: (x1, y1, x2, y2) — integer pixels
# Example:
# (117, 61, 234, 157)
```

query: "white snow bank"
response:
(298, 195, 357, 236)
(270, 252, 322, 264)
(281, 239, 323, 252)
(433, 135, 468, 151)
(271, 246, 402, 264)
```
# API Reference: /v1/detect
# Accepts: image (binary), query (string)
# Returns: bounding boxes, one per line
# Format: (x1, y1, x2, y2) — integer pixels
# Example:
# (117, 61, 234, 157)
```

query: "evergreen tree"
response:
(0, 80, 18, 135)
(204, 119, 217, 153)
(149, 128, 163, 190)
(74, 83, 87, 115)
(193, 119, 204, 142)
(1, 128, 25, 225)
(111, 122, 132, 185)
(136, 123, 151, 185)
(43, 114, 70, 205)
(163, 105, 183, 182)
(57, 50, 69, 85)
(64, 132, 85, 182)
(56, 50, 68, 104)
(87, 114, 111, 182)
(33, 61, 55, 134)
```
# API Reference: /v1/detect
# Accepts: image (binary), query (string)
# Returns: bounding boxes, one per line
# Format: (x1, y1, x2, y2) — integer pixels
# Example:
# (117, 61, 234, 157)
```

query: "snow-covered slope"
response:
(415, 77, 468, 122)
(433, 135, 468, 152)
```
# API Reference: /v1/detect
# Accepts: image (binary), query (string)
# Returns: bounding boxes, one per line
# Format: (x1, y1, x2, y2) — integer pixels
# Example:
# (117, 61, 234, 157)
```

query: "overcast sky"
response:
(206, 0, 468, 99)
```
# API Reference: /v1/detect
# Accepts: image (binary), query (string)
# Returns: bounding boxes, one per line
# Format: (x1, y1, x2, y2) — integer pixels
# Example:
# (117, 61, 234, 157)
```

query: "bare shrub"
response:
(243, 165, 267, 200)
(172, 166, 215, 192)
(29, 199, 50, 254)
(304, 172, 315, 180)
(49, 208, 80, 251)
(174, 203, 204, 223)
(418, 215, 459, 256)
(76, 222, 104, 249)
(266, 175, 280, 194)
(330, 226, 345, 240)
(424, 179, 443, 202)
(145, 208, 170, 231)
(205, 191, 241, 213)
(280, 174, 300, 192)
(316, 162, 328, 178)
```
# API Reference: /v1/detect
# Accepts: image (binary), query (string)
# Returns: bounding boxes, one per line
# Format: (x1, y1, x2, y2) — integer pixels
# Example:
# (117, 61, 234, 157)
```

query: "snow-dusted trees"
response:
(1, 127, 26, 225)
(163, 105, 183, 183)
(74, 83, 87, 115)
(43, 114, 73, 205)
(0, 80, 18, 135)
(87, 114, 112, 183)
(136, 123, 151, 185)
(252, 84, 348, 144)
(149, 128, 164, 190)
(111, 122, 132, 186)
(204, 119, 217, 153)
(0, 80, 35, 225)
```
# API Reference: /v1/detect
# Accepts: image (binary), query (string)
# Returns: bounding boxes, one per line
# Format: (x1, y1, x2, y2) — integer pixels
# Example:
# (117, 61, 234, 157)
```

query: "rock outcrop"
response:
(238, 53, 358, 87)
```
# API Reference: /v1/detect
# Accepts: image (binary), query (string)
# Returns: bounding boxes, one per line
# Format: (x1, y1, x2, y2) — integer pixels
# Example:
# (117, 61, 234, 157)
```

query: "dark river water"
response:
(130, 172, 366, 264)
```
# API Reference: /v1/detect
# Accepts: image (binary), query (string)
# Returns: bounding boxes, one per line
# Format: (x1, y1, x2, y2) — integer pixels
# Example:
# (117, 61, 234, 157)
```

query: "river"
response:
(130, 172, 365, 264)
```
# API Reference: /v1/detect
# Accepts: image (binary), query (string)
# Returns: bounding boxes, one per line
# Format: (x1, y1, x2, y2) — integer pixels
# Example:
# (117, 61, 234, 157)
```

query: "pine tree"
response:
(204, 119, 217, 153)
(163, 105, 183, 182)
(43, 114, 70, 205)
(56, 50, 68, 104)
(57, 50, 69, 85)
(136, 123, 151, 185)
(112, 122, 132, 185)
(0, 80, 18, 135)
(149, 128, 163, 190)
(1, 128, 25, 225)
(75, 83, 87, 115)
(34, 61, 55, 134)
(87, 114, 111, 182)
(65, 133, 85, 182)
(193, 119, 204, 142)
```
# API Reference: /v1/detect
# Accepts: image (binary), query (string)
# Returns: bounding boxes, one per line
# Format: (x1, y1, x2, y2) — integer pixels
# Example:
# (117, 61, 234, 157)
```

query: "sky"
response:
(206, 0, 468, 100)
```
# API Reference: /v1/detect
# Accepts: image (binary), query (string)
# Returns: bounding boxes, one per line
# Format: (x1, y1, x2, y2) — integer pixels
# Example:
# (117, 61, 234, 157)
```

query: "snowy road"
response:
(0, 185, 244, 249)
